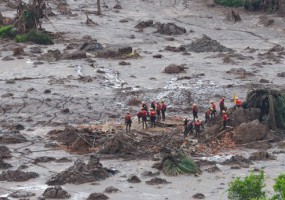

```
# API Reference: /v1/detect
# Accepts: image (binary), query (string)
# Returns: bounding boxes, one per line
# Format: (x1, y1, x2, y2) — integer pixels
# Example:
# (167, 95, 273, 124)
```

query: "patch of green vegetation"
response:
(228, 171, 285, 200)
(0, 25, 15, 38)
(215, 0, 244, 7)
(16, 29, 53, 45)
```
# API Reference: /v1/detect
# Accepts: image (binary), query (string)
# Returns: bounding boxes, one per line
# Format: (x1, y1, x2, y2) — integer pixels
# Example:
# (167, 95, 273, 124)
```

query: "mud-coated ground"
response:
(1, 0, 285, 199)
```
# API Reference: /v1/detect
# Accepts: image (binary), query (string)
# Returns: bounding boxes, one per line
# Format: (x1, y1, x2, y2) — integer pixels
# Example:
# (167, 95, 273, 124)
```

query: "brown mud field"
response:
(1, 0, 285, 199)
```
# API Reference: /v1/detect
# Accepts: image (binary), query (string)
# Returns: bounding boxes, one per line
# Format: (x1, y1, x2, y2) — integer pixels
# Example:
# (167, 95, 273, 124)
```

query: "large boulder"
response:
(233, 120, 269, 144)
(96, 45, 132, 58)
(42, 185, 71, 199)
(232, 108, 260, 127)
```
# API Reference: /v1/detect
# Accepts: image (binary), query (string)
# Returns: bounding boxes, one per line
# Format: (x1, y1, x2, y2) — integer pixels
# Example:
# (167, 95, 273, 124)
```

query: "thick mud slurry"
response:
(1, 0, 285, 199)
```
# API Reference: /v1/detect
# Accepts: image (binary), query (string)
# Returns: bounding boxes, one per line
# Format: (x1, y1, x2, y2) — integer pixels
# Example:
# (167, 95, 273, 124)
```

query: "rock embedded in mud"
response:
(232, 108, 260, 127)
(104, 186, 121, 193)
(135, 20, 153, 29)
(0, 145, 12, 158)
(156, 22, 186, 35)
(183, 35, 232, 53)
(222, 155, 251, 165)
(42, 185, 71, 199)
(113, 4, 122, 9)
(55, 157, 72, 163)
(145, 177, 170, 185)
(141, 171, 160, 177)
(0, 197, 9, 200)
(249, 151, 276, 161)
(2, 56, 14, 61)
(33, 156, 57, 164)
(277, 72, 285, 77)
(0, 159, 12, 169)
(192, 193, 205, 199)
(233, 119, 268, 144)
(204, 165, 221, 173)
(41, 49, 62, 62)
(164, 64, 187, 74)
(260, 78, 270, 83)
(8, 190, 35, 198)
(118, 61, 131, 65)
(46, 155, 110, 185)
(96, 45, 132, 58)
(127, 175, 141, 183)
(79, 40, 103, 52)
(0, 132, 28, 144)
(87, 193, 109, 200)
(5, 79, 16, 84)
(153, 54, 162, 58)
(62, 50, 87, 60)
(0, 170, 39, 182)
(1, 93, 13, 98)
(13, 47, 24, 56)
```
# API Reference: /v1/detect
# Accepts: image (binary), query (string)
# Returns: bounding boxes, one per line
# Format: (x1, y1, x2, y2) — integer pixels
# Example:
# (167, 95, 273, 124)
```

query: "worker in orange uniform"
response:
(210, 100, 216, 117)
(235, 97, 243, 108)
(125, 112, 132, 132)
(150, 108, 156, 128)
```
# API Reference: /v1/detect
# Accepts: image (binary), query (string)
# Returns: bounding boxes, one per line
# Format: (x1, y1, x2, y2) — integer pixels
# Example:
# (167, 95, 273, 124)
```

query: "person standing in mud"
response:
(141, 109, 148, 129)
(161, 100, 167, 121)
(222, 110, 229, 128)
(151, 101, 156, 110)
(141, 101, 148, 112)
(156, 101, 161, 122)
(150, 108, 156, 127)
(204, 107, 211, 125)
(192, 103, 198, 121)
(210, 100, 216, 117)
(137, 108, 143, 124)
(125, 112, 132, 132)
(194, 119, 202, 138)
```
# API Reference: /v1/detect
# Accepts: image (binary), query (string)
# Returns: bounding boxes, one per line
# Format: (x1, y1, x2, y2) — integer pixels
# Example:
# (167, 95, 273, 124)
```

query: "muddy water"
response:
(1, 0, 285, 199)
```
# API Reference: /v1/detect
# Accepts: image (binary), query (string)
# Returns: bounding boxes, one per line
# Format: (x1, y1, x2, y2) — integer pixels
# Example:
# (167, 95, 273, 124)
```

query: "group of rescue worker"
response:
(124, 100, 167, 132)
(125, 96, 244, 135)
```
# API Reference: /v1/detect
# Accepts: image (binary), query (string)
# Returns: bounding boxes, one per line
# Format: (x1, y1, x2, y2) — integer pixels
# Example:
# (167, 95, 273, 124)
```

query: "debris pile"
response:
(145, 177, 170, 185)
(46, 155, 111, 185)
(156, 22, 186, 35)
(87, 193, 109, 200)
(164, 64, 187, 74)
(183, 35, 232, 53)
(42, 186, 71, 199)
(0, 145, 12, 158)
(0, 132, 28, 144)
(0, 170, 39, 182)
(0, 159, 12, 169)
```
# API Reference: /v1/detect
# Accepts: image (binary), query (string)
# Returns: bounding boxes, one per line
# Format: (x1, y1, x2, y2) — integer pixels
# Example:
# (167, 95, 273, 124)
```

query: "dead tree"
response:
(96, 0, 101, 15)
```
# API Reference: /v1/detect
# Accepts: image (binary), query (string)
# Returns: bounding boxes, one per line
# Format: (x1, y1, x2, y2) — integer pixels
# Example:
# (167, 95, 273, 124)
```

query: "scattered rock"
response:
(192, 193, 205, 199)
(277, 72, 285, 77)
(153, 54, 163, 58)
(1, 93, 14, 98)
(17, 164, 29, 170)
(56, 157, 72, 163)
(79, 40, 103, 52)
(230, 165, 241, 169)
(119, 19, 128, 23)
(165, 45, 185, 52)
(249, 151, 276, 161)
(233, 119, 268, 144)
(145, 177, 170, 185)
(46, 155, 110, 185)
(113, 4, 122, 9)
(118, 61, 131, 65)
(96, 45, 132, 58)
(42, 185, 71, 199)
(13, 47, 24, 56)
(204, 165, 221, 173)
(8, 191, 35, 198)
(268, 44, 284, 52)
(127, 175, 141, 183)
(0, 170, 39, 181)
(156, 22, 186, 35)
(258, 15, 274, 27)
(226, 68, 254, 76)
(5, 79, 16, 84)
(44, 142, 59, 148)
(30, 46, 42, 54)
(2, 56, 14, 61)
(260, 78, 270, 83)
(135, 20, 153, 29)
(33, 156, 57, 164)
(104, 186, 121, 193)
(61, 108, 70, 113)
(0, 159, 12, 169)
(226, 9, 241, 22)
(87, 192, 109, 200)
(222, 155, 251, 165)
(11, 124, 25, 131)
(164, 64, 187, 74)
(62, 50, 87, 60)
(165, 37, 175, 41)
(0, 197, 9, 200)
(44, 89, 51, 94)
(0, 145, 12, 158)
(183, 35, 232, 53)
(141, 171, 160, 177)
(40, 49, 62, 62)
(0, 132, 28, 144)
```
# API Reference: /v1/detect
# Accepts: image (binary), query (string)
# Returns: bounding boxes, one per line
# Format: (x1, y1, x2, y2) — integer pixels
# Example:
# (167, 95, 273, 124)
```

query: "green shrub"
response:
(215, 0, 244, 7)
(271, 174, 285, 200)
(228, 171, 266, 200)
(16, 29, 53, 45)
(0, 25, 15, 38)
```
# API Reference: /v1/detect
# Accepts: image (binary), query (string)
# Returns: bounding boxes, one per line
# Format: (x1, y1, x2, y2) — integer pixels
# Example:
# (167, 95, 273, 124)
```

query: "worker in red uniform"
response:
(205, 107, 211, 125)
(222, 110, 229, 128)
(125, 112, 132, 132)
(141, 101, 148, 112)
(161, 100, 167, 121)
(156, 102, 161, 122)
(194, 119, 202, 138)
(210, 100, 216, 117)
(192, 103, 198, 121)
(141, 109, 148, 129)
(235, 97, 243, 108)
(150, 108, 156, 127)
(137, 108, 142, 124)
(219, 97, 225, 114)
